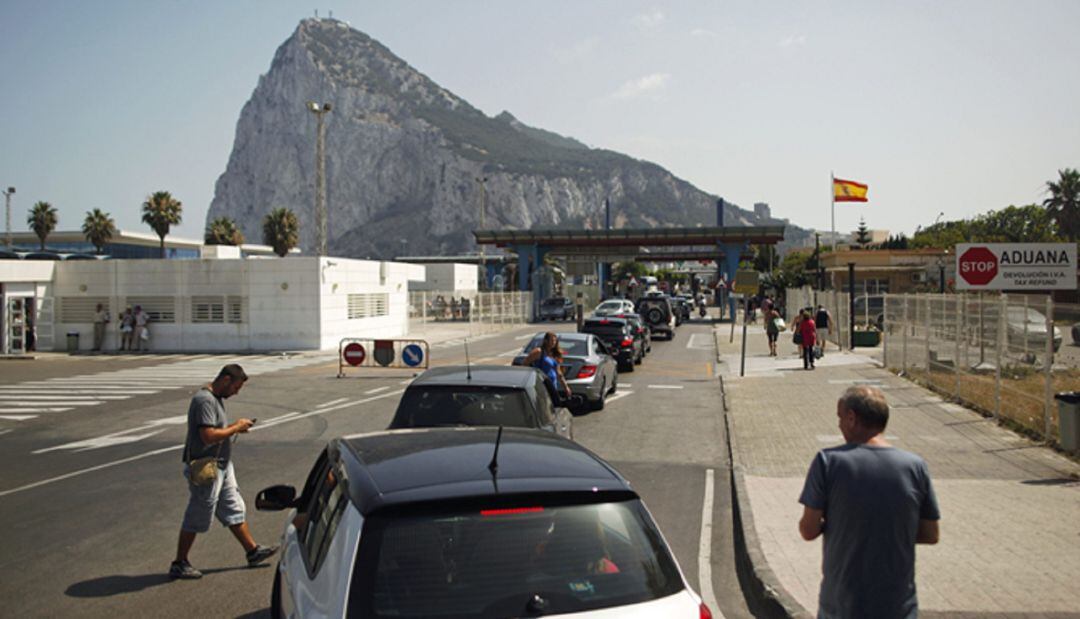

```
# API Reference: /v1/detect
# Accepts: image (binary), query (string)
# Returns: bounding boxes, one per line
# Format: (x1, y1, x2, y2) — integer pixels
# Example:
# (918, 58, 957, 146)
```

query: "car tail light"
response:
(480, 507, 544, 517)
(700, 603, 713, 619)
(576, 365, 597, 379)
(621, 337, 633, 347)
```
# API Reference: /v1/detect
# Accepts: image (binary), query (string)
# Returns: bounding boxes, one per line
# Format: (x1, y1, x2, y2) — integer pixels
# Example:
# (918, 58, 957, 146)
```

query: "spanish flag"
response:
(833, 178, 869, 202)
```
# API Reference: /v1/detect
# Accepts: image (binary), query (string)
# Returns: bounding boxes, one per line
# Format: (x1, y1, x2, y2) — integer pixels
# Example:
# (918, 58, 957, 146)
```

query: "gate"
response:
(337, 338, 431, 377)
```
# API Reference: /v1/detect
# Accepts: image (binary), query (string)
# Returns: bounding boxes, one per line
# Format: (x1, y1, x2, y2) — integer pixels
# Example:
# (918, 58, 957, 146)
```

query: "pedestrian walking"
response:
(798, 385, 941, 618)
(170, 364, 278, 579)
(133, 305, 150, 352)
(119, 307, 134, 351)
(765, 306, 782, 357)
(799, 309, 817, 369)
(92, 303, 109, 351)
(815, 305, 833, 354)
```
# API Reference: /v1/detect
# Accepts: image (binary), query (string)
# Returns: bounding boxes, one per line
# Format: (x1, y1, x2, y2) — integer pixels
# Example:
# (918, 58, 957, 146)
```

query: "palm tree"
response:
(262, 208, 299, 257)
(27, 201, 58, 250)
(204, 216, 245, 246)
(1044, 168, 1080, 240)
(141, 190, 183, 258)
(81, 208, 116, 254)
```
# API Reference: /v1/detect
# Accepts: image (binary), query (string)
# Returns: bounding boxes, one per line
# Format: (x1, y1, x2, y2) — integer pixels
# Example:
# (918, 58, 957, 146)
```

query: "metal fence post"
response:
(995, 293, 1005, 421)
(954, 294, 962, 399)
(902, 295, 909, 376)
(1023, 295, 1029, 361)
(924, 295, 931, 381)
(1045, 295, 1055, 441)
(882, 293, 889, 368)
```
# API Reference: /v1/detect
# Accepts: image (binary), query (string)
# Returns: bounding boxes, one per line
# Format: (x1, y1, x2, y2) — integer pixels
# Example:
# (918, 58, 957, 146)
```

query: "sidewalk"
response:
(716, 323, 1080, 618)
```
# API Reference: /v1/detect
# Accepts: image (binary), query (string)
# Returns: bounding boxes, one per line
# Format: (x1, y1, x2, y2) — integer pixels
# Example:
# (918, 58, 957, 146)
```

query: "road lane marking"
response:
(0, 407, 73, 414)
(498, 348, 524, 357)
(363, 386, 390, 395)
(0, 394, 130, 400)
(698, 468, 723, 617)
(0, 429, 12, 436)
(619, 383, 632, 388)
(646, 384, 684, 390)
(514, 334, 534, 340)
(0, 401, 108, 407)
(604, 391, 633, 405)
(398, 379, 413, 385)
(0, 415, 38, 421)
(5, 389, 407, 497)
(316, 397, 349, 408)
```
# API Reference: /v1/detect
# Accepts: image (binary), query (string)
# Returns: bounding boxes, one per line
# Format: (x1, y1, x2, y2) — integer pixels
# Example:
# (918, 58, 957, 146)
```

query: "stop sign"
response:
(343, 342, 366, 366)
(958, 247, 998, 286)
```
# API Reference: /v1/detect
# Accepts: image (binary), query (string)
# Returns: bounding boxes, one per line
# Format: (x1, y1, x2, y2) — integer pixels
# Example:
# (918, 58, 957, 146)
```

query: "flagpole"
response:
(830, 171, 835, 245)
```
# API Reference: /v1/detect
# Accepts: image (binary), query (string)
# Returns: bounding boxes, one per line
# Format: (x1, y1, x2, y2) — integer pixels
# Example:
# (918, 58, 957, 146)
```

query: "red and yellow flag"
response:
(833, 178, 869, 202)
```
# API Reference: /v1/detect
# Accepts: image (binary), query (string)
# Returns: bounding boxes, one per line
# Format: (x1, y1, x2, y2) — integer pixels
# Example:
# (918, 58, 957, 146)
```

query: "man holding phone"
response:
(170, 363, 277, 579)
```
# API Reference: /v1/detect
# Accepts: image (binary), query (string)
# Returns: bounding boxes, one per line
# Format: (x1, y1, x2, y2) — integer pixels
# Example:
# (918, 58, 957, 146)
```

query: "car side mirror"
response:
(256, 484, 298, 511)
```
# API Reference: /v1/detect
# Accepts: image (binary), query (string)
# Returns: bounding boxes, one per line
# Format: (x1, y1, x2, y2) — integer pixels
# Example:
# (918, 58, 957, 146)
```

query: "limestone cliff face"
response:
(208, 18, 779, 258)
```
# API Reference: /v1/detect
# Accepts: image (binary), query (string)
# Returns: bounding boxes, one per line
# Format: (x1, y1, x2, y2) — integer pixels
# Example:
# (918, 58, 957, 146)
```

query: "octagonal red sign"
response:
(958, 247, 998, 286)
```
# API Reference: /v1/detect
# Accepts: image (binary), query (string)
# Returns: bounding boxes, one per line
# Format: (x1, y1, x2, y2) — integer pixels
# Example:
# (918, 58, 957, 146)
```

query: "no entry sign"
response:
(955, 243, 1077, 291)
(343, 342, 366, 366)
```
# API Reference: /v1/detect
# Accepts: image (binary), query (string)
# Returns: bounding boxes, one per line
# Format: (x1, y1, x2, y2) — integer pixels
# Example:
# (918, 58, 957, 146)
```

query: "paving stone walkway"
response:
(717, 324, 1080, 618)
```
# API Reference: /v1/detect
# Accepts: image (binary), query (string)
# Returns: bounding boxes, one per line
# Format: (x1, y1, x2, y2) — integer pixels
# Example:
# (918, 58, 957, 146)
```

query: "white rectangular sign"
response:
(955, 243, 1077, 291)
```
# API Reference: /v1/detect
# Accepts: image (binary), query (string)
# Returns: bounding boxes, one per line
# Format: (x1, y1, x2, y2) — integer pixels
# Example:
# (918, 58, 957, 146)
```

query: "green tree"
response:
(204, 216, 245, 246)
(973, 204, 1059, 242)
(81, 208, 116, 254)
(262, 207, 299, 257)
(141, 191, 183, 258)
(854, 217, 871, 248)
(1043, 168, 1080, 240)
(27, 201, 58, 250)
(911, 220, 971, 249)
(880, 234, 909, 249)
(613, 261, 648, 282)
(751, 244, 778, 273)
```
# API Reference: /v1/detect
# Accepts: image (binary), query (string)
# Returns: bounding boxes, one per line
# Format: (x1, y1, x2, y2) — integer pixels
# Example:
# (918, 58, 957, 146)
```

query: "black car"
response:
(579, 317, 642, 372)
(539, 297, 576, 321)
(635, 296, 677, 340)
(613, 312, 651, 355)
(388, 365, 573, 439)
(256, 428, 710, 617)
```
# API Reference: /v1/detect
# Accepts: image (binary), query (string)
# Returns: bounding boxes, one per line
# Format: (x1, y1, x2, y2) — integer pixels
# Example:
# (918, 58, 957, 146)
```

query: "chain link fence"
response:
(882, 292, 1080, 447)
(408, 290, 532, 336)
(784, 286, 854, 351)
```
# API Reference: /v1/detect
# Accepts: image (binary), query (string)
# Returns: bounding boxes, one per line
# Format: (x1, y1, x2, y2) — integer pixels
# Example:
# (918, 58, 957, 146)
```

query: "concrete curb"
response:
(714, 327, 811, 619)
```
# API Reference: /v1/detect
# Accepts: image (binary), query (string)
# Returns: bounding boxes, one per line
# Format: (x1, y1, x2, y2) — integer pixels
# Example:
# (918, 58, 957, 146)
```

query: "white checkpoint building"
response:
(0, 250, 424, 354)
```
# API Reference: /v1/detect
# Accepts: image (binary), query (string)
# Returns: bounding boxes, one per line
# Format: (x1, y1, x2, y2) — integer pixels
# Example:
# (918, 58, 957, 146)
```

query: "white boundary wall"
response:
(3, 257, 424, 352)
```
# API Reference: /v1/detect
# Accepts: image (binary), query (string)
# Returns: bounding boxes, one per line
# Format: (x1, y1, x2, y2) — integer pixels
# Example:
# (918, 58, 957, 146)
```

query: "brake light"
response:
(481, 507, 544, 517)
(600, 319, 610, 324)
(700, 603, 713, 619)
(621, 337, 633, 347)
(576, 365, 597, 378)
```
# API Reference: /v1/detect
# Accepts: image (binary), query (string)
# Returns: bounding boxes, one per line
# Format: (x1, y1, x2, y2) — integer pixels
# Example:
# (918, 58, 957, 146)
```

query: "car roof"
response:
(409, 364, 538, 388)
(335, 427, 632, 515)
(584, 316, 628, 325)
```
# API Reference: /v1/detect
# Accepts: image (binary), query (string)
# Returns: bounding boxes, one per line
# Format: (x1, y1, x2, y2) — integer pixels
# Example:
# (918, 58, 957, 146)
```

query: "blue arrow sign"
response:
(402, 344, 424, 367)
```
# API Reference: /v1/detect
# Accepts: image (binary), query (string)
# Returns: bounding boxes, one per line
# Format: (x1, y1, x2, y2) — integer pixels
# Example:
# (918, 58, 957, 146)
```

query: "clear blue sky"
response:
(2, 0, 1078, 240)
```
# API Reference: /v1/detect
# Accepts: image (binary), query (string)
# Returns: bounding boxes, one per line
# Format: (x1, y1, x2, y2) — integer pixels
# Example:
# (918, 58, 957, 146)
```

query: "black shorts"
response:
(767, 331, 778, 343)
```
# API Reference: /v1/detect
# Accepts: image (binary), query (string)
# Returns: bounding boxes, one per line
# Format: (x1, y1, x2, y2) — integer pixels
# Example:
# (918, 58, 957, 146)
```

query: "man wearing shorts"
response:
(170, 364, 277, 579)
(815, 305, 832, 354)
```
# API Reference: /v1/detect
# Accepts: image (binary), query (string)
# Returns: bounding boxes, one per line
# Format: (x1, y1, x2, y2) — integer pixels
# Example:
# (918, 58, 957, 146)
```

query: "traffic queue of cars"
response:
(256, 294, 714, 618)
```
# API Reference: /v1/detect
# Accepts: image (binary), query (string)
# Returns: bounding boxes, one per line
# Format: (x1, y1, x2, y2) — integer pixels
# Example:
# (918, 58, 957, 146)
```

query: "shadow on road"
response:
(66, 565, 268, 598)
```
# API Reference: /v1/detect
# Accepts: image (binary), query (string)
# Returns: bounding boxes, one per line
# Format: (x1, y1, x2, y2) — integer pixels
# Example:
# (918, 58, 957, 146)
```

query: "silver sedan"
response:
(512, 332, 619, 412)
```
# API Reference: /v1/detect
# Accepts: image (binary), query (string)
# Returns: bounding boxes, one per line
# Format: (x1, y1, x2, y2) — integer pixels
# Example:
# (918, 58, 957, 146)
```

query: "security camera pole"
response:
(307, 101, 332, 255)
(3, 186, 14, 248)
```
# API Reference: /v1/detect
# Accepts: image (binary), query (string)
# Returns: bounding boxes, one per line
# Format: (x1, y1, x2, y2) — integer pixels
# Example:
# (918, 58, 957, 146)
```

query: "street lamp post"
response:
(475, 176, 488, 289)
(307, 101, 332, 256)
(3, 187, 14, 249)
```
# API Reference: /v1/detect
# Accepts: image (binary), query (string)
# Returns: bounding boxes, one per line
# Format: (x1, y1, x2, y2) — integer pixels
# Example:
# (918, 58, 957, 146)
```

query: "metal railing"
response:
(882, 292, 1079, 447)
(408, 290, 532, 335)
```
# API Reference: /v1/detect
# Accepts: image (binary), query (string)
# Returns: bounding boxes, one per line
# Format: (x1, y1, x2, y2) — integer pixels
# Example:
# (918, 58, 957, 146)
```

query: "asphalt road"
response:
(0, 319, 751, 618)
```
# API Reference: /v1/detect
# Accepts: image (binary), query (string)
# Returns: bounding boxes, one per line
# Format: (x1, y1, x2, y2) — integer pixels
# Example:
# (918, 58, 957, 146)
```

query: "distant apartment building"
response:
(753, 202, 771, 221)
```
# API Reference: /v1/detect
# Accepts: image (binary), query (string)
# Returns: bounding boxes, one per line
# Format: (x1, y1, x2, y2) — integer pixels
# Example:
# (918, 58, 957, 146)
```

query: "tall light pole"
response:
(475, 176, 488, 289)
(307, 101, 332, 255)
(2, 187, 14, 249)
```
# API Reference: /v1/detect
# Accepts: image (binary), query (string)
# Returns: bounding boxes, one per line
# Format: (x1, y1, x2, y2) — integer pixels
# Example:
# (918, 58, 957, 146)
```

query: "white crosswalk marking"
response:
(0, 353, 335, 421)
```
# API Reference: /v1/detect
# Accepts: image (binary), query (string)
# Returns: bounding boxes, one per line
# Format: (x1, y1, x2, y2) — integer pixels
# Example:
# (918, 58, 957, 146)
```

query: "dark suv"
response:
(580, 317, 642, 371)
(540, 297, 575, 321)
(635, 296, 676, 340)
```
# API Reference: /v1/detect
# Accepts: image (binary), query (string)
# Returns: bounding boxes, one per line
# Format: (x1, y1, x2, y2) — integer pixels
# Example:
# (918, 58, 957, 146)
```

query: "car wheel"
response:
(647, 308, 663, 324)
(590, 380, 606, 411)
(270, 563, 282, 619)
(608, 375, 618, 394)
(634, 350, 642, 365)
(620, 360, 635, 373)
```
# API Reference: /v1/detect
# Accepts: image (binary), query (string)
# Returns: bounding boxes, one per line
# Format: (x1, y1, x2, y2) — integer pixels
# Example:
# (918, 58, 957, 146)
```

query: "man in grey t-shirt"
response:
(799, 386, 941, 618)
(169, 364, 278, 579)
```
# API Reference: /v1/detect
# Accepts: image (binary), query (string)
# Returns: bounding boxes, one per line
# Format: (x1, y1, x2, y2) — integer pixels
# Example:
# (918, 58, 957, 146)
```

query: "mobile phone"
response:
(250, 418, 258, 424)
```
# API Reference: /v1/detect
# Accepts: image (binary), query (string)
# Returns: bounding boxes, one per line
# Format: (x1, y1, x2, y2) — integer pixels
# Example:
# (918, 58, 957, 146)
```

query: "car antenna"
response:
(464, 339, 472, 380)
(487, 425, 503, 481)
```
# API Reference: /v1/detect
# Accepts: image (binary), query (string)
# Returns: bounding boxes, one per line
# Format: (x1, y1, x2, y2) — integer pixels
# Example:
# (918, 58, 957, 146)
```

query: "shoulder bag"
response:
(189, 440, 225, 487)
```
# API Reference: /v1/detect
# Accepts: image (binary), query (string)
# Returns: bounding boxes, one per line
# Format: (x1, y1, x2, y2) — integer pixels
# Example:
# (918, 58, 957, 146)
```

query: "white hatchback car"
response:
(257, 427, 714, 618)
(592, 299, 636, 317)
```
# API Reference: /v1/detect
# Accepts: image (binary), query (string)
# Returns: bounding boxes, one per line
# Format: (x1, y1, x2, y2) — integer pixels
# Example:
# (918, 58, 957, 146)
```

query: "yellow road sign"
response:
(733, 270, 759, 295)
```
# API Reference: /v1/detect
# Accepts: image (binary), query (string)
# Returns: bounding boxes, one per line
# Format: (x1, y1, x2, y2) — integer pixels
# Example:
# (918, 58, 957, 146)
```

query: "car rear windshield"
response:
(389, 386, 536, 429)
(349, 498, 684, 618)
(582, 323, 626, 337)
(522, 336, 587, 357)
